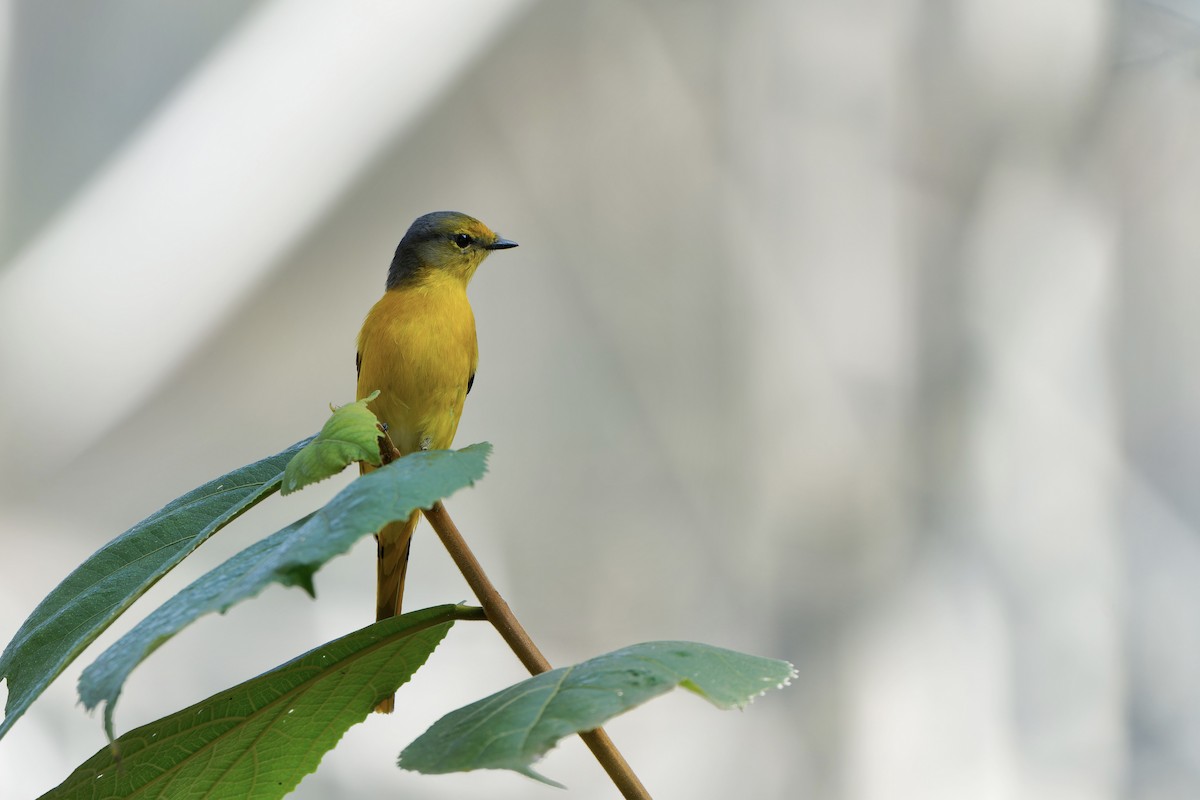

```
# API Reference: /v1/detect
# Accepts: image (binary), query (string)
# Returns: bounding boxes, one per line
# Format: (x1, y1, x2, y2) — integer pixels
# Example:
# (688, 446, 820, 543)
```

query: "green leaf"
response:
(79, 443, 492, 739)
(0, 438, 312, 742)
(43, 605, 486, 800)
(281, 392, 383, 495)
(400, 641, 796, 784)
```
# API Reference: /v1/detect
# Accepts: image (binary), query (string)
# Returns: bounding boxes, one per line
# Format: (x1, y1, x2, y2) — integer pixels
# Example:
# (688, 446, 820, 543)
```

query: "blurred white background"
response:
(2, 0, 1200, 798)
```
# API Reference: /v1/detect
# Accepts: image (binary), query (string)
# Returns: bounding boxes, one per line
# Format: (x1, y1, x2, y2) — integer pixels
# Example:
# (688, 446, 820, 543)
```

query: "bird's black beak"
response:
(485, 237, 518, 250)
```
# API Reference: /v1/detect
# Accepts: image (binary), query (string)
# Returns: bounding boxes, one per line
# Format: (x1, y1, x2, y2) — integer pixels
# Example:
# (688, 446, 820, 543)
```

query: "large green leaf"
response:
(44, 605, 485, 800)
(0, 437, 312, 741)
(281, 392, 382, 495)
(400, 641, 796, 784)
(79, 443, 492, 739)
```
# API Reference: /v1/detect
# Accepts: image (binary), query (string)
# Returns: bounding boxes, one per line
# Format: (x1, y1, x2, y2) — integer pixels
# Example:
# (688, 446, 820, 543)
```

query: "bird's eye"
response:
(454, 233, 473, 249)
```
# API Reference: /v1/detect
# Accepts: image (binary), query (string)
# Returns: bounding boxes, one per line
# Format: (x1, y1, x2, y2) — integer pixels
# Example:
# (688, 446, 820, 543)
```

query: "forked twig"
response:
(421, 503, 651, 800)
(376, 429, 651, 798)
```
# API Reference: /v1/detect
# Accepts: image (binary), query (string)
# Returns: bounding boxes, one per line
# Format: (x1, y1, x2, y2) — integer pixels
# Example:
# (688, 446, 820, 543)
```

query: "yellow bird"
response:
(356, 211, 517, 713)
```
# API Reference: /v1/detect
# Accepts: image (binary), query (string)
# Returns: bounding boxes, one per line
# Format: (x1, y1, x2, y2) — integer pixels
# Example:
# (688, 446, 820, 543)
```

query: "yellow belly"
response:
(356, 280, 478, 455)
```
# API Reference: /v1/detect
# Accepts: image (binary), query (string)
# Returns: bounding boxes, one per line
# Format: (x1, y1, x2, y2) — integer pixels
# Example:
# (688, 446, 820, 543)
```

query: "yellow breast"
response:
(356, 277, 478, 455)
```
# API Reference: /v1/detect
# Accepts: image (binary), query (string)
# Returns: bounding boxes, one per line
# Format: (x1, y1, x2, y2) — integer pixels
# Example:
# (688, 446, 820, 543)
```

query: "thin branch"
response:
(374, 429, 651, 797)
(421, 502, 652, 800)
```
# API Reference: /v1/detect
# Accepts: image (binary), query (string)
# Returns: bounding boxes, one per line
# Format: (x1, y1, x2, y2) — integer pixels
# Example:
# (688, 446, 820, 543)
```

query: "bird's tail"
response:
(373, 510, 418, 713)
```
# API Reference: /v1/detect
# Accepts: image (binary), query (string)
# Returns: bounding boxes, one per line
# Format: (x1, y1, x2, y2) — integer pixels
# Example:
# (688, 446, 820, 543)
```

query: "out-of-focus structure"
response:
(3, 1, 1200, 798)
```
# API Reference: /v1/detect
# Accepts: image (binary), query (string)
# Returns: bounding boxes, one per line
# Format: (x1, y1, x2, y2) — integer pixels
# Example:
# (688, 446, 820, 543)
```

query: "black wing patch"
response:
(467, 370, 475, 395)
(356, 351, 362, 377)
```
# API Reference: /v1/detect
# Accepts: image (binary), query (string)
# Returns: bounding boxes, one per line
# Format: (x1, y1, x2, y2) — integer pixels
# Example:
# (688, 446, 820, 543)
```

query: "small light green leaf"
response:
(281, 392, 383, 495)
(0, 437, 312, 742)
(400, 641, 796, 784)
(79, 443, 492, 739)
(44, 606, 486, 800)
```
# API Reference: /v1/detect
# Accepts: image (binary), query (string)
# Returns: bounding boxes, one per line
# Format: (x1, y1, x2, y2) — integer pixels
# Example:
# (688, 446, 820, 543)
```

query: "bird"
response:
(356, 211, 517, 713)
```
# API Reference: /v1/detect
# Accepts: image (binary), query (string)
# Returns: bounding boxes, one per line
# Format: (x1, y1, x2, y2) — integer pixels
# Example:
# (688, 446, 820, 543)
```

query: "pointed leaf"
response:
(79, 443, 491, 738)
(400, 641, 796, 783)
(0, 437, 312, 741)
(43, 605, 485, 800)
(281, 392, 382, 495)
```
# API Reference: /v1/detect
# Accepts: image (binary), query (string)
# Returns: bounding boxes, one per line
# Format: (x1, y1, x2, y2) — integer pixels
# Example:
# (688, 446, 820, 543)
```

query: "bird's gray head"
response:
(386, 211, 517, 289)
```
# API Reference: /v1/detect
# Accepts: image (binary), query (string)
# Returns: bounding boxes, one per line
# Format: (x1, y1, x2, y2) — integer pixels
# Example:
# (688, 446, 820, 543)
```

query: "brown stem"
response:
(421, 502, 652, 800)
(377, 425, 402, 465)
